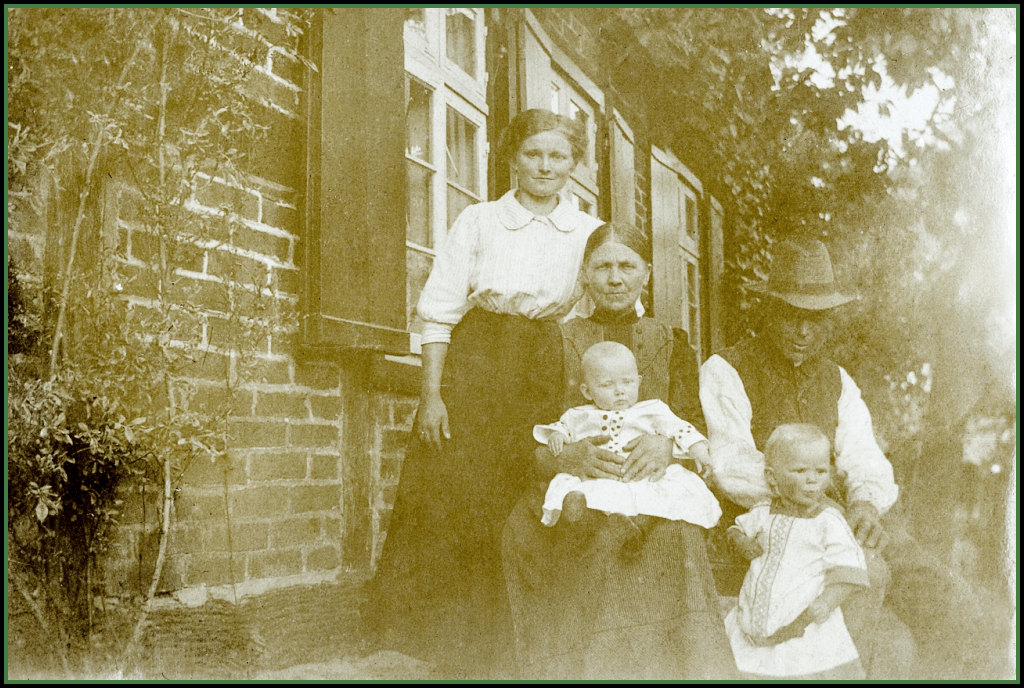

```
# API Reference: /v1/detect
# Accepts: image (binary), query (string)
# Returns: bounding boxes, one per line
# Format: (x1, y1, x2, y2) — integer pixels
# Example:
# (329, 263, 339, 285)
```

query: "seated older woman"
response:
(502, 223, 737, 680)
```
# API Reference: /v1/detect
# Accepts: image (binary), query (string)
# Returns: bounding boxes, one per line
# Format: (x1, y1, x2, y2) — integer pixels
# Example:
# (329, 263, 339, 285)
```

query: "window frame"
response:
(651, 146, 704, 358)
(403, 8, 489, 351)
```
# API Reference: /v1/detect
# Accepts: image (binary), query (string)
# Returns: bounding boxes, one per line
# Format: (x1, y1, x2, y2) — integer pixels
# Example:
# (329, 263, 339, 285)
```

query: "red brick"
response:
(130, 228, 160, 263)
(270, 265, 300, 295)
(121, 263, 160, 300)
(174, 492, 225, 522)
(380, 456, 402, 483)
(289, 423, 338, 448)
(117, 186, 146, 222)
(247, 549, 303, 580)
(294, 362, 340, 391)
(249, 452, 307, 481)
(169, 523, 201, 556)
(232, 224, 291, 264)
(321, 516, 342, 541)
(177, 350, 231, 383)
(306, 546, 340, 572)
(289, 485, 341, 514)
(207, 249, 269, 289)
(182, 452, 246, 488)
(169, 308, 204, 342)
(309, 395, 341, 420)
(309, 454, 338, 480)
(204, 521, 269, 552)
(256, 391, 309, 419)
(242, 9, 292, 47)
(248, 359, 292, 385)
(158, 555, 186, 593)
(247, 69, 301, 112)
(270, 517, 321, 547)
(195, 179, 259, 222)
(229, 419, 287, 448)
(171, 276, 231, 313)
(381, 429, 410, 457)
(260, 200, 298, 234)
(186, 552, 239, 587)
(230, 486, 288, 518)
(189, 385, 253, 417)
(392, 400, 418, 428)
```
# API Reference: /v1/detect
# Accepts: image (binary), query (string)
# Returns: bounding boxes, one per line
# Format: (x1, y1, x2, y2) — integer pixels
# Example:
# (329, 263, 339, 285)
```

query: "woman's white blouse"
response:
(417, 190, 604, 345)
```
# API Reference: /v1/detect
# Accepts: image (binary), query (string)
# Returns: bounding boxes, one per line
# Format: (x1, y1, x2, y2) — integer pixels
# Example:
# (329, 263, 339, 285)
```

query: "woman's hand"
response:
(621, 434, 673, 482)
(540, 436, 624, 480)
(416, 392, 450, 450)
(417, 342, 451, 450)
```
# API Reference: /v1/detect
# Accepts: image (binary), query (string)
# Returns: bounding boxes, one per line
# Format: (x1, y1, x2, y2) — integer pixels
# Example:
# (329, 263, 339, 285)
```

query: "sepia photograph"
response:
(7, 7, 1016, 680)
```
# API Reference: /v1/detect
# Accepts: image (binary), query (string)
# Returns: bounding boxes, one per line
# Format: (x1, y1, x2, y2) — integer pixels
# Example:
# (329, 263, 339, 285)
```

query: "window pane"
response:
(686, 196, 698, 239)
(446, 106, 477, 192)
(405, 76, 431, 162)
(406, 160, 432, 247)
(445, 9, 475, 76)
(447, 185, 476, 230)
(407, 248, 433, 333)
(551, 83, 561, 114)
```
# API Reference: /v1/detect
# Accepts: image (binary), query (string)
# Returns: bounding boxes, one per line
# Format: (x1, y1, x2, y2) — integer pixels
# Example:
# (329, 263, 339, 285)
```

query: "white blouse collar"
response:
(496, 189, 581, 233)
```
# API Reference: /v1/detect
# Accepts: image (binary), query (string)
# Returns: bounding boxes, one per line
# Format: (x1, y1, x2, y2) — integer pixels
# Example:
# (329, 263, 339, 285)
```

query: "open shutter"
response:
(304, 9, 410, 352)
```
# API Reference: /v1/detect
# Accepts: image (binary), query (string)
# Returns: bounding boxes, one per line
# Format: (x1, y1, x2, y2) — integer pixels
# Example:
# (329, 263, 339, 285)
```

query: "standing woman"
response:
(364, 109, 602, 677)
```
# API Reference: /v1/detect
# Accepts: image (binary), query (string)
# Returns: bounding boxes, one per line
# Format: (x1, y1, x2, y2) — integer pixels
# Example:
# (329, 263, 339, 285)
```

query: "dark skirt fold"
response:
(364, 310, 563, 675)
(502, 481, 739, 680)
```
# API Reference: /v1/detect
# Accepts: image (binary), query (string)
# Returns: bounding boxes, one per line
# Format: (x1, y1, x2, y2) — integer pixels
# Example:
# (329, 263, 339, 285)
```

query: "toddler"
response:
(725, 423, 869, 679)
(533, 341, 721, 529)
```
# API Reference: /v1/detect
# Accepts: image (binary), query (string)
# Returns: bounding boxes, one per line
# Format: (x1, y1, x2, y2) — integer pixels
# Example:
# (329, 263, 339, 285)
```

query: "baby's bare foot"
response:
(562, 491, 588, 523)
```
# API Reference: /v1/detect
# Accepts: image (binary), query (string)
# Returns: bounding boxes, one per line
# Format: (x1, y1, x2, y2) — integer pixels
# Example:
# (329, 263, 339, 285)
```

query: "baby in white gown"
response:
(533, 341, 721, 529)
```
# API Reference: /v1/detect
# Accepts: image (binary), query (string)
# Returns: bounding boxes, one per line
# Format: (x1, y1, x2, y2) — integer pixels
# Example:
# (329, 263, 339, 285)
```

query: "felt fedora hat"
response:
(748, 240, 856, 311)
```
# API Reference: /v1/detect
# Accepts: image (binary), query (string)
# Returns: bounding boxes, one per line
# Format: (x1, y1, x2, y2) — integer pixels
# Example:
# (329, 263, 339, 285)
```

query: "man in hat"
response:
(699, 239, 1011, 679)
(698, 239, 907, 675)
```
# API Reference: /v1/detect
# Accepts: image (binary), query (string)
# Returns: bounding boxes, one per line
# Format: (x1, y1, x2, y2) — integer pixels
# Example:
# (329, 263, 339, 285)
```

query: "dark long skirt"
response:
(502, 480, 739, 680)
(363, 309, 563, 677)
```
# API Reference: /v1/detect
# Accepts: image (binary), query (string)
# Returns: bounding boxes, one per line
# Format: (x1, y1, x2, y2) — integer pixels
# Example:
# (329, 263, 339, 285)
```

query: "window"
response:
(549, 71, 599, 216)
(518, 12, 604, 219)
(651, 147, 703, 358)
(609, 110, 637, 226)
(403, 8, 488, 342)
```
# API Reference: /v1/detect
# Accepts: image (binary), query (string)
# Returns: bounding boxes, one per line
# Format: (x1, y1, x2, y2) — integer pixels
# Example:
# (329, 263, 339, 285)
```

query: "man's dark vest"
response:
(717, 337, 842, 451)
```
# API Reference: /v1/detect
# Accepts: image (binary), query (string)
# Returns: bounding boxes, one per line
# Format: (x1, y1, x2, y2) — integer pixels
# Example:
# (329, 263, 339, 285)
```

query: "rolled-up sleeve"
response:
(835, 367, 899, 514)
(417, 204, 480, 345)
(699, 355, 774, 508)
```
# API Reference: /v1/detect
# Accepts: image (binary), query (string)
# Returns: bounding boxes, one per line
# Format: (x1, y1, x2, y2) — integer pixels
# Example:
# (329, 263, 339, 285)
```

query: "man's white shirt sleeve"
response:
(700, 355, 898, 514)
(699, 355, 773, 508)
(835, 367, 898, 514)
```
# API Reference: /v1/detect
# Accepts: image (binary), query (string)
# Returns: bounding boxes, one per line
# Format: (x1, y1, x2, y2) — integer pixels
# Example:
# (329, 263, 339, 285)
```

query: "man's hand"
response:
(845, 501, 889, 550)
(538, 435, 624, 481)
(621, 434, 673, 482)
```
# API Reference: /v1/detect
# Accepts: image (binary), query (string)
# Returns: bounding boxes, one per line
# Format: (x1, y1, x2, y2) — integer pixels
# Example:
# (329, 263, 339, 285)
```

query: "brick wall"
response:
(9, 9, 415, 606)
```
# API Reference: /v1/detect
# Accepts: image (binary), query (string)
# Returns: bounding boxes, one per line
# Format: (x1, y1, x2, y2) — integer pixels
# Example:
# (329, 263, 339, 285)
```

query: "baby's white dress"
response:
(725, 501, 869, 677)
(534, 399, 721, 528)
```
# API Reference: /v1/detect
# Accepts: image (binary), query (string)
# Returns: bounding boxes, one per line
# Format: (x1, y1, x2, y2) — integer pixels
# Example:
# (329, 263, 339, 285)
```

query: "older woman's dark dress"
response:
(502, 309, 737, 679)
